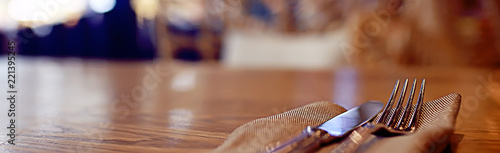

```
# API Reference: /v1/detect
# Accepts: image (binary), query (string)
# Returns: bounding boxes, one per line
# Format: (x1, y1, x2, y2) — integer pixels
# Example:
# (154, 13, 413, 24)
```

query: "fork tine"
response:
(375, 79, 400, 124)
(387, 79, 409, 127)
(405, 79, 426, 131)
(395, 79, 417, 129)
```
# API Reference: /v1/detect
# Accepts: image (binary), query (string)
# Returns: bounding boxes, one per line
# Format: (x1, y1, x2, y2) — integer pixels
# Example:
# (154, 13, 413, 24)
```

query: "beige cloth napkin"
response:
(213, 93, 461, 153)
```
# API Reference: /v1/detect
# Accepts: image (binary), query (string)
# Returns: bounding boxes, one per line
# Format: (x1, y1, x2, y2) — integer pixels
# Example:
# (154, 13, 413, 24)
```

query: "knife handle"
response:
(267, 126, 335, 153)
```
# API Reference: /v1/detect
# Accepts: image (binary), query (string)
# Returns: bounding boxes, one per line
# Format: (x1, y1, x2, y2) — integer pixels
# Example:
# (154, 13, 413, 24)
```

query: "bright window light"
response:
(89, 0, 116, 14)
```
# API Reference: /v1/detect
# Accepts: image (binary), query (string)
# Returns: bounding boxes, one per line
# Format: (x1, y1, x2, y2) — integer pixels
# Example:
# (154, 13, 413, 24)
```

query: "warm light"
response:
(89, 0, 116, 14)
(0, 1, 18, 31)
(131, 0, 159, 26)
(7, 0, 42, 21)
(6, 0, 86, 28)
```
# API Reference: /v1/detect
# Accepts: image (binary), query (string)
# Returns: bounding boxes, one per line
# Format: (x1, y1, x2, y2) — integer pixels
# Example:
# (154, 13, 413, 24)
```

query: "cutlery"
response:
(267, 101, 384, 153)
(332, 79, 426, 153)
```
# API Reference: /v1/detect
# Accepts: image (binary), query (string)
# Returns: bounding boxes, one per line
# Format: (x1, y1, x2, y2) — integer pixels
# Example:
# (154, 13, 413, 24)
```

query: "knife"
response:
(266, 101, 384, 153)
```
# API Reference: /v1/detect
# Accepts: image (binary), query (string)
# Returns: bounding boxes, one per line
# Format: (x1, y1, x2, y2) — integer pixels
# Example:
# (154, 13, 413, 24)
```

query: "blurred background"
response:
(0, 0, 498, 68)
(1, 1, 500, 151)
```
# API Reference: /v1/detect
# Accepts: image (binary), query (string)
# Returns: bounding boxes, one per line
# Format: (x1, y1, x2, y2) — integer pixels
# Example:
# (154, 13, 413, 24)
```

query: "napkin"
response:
(213, 93, 461, 153)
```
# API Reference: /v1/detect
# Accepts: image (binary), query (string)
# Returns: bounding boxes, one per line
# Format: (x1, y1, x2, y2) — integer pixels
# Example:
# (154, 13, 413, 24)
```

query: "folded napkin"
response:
(213, 93, 461, 153)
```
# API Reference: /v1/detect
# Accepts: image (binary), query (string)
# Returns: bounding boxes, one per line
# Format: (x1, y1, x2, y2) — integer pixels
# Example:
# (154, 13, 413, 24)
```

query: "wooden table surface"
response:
(1, 57, 499, 152)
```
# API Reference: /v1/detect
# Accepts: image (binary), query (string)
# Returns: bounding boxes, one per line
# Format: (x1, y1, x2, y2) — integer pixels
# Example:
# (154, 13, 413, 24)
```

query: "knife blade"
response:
(266, 101, 384, 153)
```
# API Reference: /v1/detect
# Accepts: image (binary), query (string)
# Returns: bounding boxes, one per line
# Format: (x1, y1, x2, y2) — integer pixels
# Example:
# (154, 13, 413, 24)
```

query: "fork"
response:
(332, 79, 426, 153)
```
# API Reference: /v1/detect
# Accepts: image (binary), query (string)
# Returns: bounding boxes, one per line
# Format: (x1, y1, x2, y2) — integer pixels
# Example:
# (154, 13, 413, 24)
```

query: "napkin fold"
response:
(213, 93, 461, 153)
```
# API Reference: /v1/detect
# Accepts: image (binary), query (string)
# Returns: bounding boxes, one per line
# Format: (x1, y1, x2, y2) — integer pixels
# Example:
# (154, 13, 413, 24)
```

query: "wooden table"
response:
(1, 57, 499, 152)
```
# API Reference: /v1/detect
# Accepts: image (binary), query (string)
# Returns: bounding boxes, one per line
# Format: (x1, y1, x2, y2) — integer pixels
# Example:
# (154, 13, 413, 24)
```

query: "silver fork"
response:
(332, 79, 426, 153)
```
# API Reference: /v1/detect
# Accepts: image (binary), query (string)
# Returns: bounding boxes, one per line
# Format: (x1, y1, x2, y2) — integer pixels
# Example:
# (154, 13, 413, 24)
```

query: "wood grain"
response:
(0, 57, 499, 152)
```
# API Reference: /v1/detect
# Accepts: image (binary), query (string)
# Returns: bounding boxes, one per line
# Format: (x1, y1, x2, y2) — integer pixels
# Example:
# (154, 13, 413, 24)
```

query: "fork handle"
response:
(332, 123, 406, 153)
(267, 126, 336, 153)
(331, 123, 378, 153)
